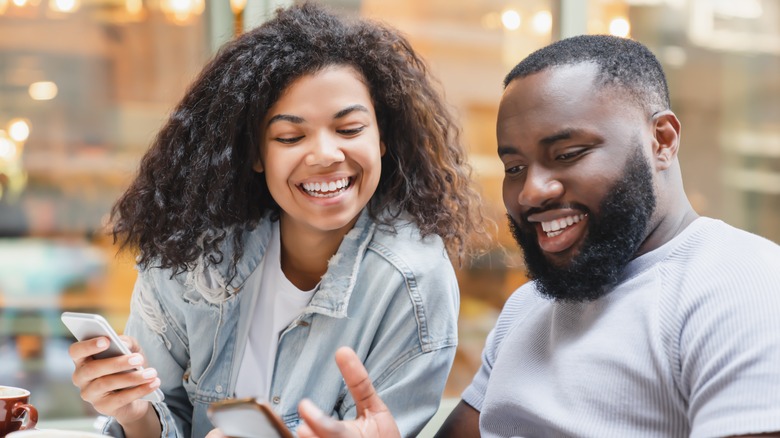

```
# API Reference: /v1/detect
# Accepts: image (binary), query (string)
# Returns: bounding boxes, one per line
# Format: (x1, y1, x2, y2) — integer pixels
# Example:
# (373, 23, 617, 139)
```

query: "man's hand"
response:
(297, 347, 401, 438)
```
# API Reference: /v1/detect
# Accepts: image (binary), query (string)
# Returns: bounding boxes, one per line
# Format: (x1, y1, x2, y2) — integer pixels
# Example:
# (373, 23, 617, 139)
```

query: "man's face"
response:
(508, 145, 655, 301)
(498, 63, 657, 301)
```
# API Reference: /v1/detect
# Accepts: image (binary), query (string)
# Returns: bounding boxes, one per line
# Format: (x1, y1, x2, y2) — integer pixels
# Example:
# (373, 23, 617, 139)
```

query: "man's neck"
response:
(636, 198, 698, 258)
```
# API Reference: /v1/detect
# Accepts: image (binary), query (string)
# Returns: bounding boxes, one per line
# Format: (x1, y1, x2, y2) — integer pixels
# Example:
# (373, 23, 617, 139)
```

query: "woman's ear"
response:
(380, 141, 387, 157)
(651, 110, 681, 171)
(252, 160, 264, 173)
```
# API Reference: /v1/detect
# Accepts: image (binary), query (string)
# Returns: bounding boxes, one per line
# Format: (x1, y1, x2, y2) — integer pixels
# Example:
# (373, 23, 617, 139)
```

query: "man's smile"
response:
(539, 213, 586, 237)
(526, 211, 589, 255)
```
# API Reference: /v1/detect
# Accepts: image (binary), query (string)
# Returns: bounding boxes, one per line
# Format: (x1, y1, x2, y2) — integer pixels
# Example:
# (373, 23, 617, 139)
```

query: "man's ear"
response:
(651, 110, 681, 171)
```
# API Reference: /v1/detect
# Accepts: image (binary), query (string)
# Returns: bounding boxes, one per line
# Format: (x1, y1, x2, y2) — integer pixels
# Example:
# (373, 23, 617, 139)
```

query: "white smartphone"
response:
(60, 312, 164, 403)
(207, 398, 293, 438)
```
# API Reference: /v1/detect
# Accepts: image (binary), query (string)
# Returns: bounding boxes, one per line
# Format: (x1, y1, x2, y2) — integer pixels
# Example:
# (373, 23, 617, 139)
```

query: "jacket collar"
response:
(305, 209, 375, 318)
(185, 209, 375, 317)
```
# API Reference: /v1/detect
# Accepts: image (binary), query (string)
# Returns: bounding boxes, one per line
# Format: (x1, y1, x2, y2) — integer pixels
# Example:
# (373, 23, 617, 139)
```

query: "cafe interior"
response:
(1, 0, 779, 433)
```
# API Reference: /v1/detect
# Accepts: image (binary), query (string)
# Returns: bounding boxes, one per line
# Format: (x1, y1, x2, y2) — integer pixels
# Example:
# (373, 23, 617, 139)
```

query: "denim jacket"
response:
(105, 209, 460, 438)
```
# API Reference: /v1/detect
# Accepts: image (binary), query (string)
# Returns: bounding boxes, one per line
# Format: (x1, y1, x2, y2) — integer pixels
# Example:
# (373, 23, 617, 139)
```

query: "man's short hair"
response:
(504, 35, 670, 115)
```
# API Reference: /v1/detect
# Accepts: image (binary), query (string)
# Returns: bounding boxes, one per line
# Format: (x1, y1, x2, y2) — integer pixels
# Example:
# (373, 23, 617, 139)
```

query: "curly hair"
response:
(504, 35, 670, 116)
(111, 2, 488, 276)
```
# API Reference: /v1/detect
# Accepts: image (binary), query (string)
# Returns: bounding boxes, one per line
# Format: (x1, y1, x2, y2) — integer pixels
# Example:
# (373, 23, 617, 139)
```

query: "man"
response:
(296, 35, 780, 437)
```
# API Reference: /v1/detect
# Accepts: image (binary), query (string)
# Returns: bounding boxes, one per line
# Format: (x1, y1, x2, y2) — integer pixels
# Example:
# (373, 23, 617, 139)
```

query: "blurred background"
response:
(1, 0, 779, 429)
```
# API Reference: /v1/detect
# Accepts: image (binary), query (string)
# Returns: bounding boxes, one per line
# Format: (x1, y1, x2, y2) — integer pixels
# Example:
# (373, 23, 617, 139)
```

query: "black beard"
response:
(509, 147, 656, 302)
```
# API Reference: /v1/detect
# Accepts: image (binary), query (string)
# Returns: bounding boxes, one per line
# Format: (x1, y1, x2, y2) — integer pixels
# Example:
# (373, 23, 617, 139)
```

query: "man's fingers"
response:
(297, 348, 399, 438)
(335, 347, 388, 415)
(205, 428, 228, 438)
(298, 399, 350, 437)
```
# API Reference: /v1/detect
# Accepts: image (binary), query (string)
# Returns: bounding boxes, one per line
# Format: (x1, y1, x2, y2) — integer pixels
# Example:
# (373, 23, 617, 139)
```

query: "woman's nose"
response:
(305, 134, 345, 167)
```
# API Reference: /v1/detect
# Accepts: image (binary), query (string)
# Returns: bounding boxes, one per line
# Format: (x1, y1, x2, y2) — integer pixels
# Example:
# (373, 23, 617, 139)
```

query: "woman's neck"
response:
(277, 215, 356, 290)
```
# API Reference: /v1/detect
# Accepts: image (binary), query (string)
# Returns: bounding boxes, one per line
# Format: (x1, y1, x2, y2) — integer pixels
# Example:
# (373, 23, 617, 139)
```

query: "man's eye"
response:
(505, 165, 527, 175)
(275, 136, 304, 144)
(337, 126, 365, 136)
(556, 149, 585, 161)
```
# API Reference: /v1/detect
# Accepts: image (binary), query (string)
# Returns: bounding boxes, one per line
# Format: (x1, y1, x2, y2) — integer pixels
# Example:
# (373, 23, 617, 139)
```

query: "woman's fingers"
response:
(72, 352, 147, 388)
(68, 337, 110, 363)
(67, 334, 156, 421)
(119, 335, 143, 355)
(80, 366, 158, 401)
(88, 377, 161, 414)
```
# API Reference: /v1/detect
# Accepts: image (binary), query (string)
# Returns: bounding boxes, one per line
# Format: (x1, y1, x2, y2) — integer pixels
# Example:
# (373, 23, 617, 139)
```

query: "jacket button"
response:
(215, 385, 223, 393)
(272, 396, 281, 404)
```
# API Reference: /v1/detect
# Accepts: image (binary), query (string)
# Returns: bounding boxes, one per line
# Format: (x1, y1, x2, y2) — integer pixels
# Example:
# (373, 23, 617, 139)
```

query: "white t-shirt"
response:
(235, 222, 317, 401)
(463, 218, 780, 438)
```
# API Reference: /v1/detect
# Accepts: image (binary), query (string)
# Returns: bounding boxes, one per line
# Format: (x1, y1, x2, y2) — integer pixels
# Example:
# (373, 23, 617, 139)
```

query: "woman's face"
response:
(255, 65, 385, 236)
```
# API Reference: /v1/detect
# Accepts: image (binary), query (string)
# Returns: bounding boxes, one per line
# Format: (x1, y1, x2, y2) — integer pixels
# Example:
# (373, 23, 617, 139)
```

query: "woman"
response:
(68, 3, 487, 437)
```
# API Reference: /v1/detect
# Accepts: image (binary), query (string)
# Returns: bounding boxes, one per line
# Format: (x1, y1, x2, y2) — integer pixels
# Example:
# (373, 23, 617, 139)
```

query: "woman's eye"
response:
(337, 126, 365, 136)
(275, 136, 304, 144)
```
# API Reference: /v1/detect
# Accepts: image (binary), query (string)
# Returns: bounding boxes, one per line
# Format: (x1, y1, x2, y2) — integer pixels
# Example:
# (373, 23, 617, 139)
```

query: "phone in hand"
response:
(60, 311, 164, 403)
(208, 398, 293, 438)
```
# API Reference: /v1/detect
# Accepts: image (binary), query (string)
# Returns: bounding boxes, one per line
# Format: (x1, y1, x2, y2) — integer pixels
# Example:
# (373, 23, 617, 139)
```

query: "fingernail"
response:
(128, 355, 144, 366)
(96, 338, 108, 349)
(300, 399, 335, 426)
(300, 399, 323, 418)
(150, 378, 161, 389)
(142, 368, 157, 379)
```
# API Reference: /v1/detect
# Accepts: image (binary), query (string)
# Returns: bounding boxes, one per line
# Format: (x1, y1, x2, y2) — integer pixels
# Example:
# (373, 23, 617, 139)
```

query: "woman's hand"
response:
(68, 335, 161, 426)
(297, 347, 401, 438)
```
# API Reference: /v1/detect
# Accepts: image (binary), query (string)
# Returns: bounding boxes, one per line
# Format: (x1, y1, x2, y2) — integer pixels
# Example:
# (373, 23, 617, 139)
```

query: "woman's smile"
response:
(298, 176, 353, 198)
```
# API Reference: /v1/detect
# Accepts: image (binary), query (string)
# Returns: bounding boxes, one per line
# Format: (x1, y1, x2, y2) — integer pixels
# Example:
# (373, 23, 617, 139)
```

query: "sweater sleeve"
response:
(461, 287, 530, 412)
(669, 228, 780, 438)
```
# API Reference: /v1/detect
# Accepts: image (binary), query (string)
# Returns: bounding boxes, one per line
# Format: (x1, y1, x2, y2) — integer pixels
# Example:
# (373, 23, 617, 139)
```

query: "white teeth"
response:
(539, 214, 586, 236)
(301, 177, 351, 197)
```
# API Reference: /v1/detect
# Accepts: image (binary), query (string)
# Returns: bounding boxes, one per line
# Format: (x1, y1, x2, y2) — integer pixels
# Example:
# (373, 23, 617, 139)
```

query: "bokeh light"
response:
(501, 9, 521, 31)
(8, 118, 31, 143)
(29, 81, 58, 101)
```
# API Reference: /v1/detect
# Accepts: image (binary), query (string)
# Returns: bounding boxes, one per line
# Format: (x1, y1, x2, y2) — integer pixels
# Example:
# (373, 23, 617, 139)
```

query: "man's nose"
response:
(517, 166, 564, 208)
(305, 134, 345, 167)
